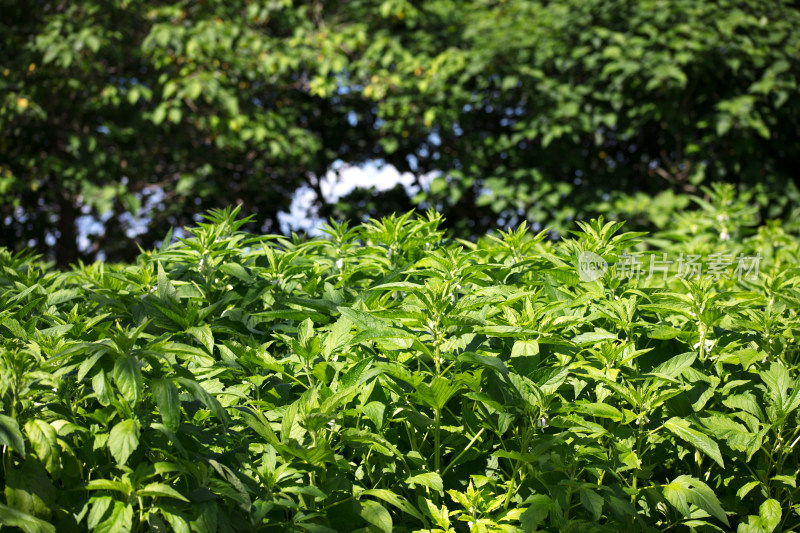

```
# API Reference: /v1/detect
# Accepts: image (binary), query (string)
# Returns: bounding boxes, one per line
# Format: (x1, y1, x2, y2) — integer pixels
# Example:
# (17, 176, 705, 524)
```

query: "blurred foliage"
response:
(1, 0, 799, 265)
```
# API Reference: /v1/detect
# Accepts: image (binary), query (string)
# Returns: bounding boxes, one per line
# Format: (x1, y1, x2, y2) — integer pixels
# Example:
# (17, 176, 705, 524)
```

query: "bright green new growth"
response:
(1, 189, 799, 532)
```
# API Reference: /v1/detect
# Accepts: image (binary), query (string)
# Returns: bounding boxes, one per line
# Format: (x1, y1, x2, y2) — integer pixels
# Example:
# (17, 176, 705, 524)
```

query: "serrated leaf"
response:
(458, 351, 509, 375)
(340, 428, 400, 457)
(520, 494, 552, 532)
(736, 481, 761, 500)
(572, 329, 618, 345)
(0, 502, 55, 533)
(85, 479, 131, 495)
(360, 489, 424, 521)
(186, 325, 214, 354)
(770, 475, 796, 489)
(536, 366, 569, 395)
(422, 497, 450, 529)
(723, 392, 765, 421)
(568, 402, 623, 421)
(359, 500, 392, 533)
(219, 262, 252, 283)
(649, 352, 696, 380)
(151, 378, 181, 431)
(406, 472, 443, 493)
(760, 363, 791, 408)
(579, 488, 604, 521)
(351, 326, 412, 345)
(88, 496, 113, 529)
(663, 475, 729, 526)
(78, 349, 106, 382)
(46, 288, 80, 306)
(416, 377, 459, 410)
(361, 401, 386, 430)
(157, 262, 178, 301)
(24, 420, 60, 477)
(639, 303, 695, 319)
(2, 318, 27, 340)
(297, 317, 314, 346)
(0, 414, 25, 457)
(175, 378, 229, 428)
(511, 339, 539, 357)
(760, 499, 781, 532)
(235, 406, 279, 446)
(686, 479, 729, 527)
(647, 325, 684, 339)
(340, 357, 374, 388)
(664, 417, 724, 468)
(93, 370, 114, 406)
(296, 523, 337, 533)
(3, 458, 54, 517)
(107, 419, 140, 465)
(337, 307, 391, 331)
(95, 501, 133, 533)
(280, 400, 304, 444)
(113, 355, 143, 406)
(208, 457, 253, 510)
(137, 483, 191, 502)
(160, 507, 190, 533)
(322, 315, 352, 357)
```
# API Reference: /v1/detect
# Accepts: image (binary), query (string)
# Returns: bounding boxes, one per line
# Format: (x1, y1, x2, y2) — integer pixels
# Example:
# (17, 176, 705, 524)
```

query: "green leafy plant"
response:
(0, 195, 799, 531)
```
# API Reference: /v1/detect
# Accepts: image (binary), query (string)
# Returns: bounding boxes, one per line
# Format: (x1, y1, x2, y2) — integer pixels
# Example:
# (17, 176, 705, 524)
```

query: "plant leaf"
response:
(406, 472, 443, 493)
(175, 377, 229, 429)
(107, 419, 140, 465)
(0, 502, 55, 533)
(664, 475, 729, 526)
(95, 501, 133, 533)
(137, 483, 191, 502)
(151, 378, 181, 431)
(0, 414, 26, 457)
(113, 355, 143, 406)
(759, 498, 781, 533)
(664, 417, 724, 468)
(359, 500, 392, 533)
(24, 420, 60, 477)
(520, 494, 553, 531)
(360, 489, 424, 521)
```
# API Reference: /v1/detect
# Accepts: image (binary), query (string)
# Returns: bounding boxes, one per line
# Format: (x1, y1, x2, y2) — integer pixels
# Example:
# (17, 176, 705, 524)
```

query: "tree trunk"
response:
(55, 194, 79, 268)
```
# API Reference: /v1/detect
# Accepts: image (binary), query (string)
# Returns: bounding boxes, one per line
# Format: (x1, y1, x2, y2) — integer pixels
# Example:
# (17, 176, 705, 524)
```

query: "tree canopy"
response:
(2, 0, 799, 265)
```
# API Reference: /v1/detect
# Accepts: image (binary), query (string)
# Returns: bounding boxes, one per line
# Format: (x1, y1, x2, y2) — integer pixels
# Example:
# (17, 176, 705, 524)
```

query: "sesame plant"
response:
(1, 187, 799, 532)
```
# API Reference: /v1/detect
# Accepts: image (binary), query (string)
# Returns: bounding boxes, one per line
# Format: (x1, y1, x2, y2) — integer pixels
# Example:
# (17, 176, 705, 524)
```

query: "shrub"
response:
(1, 187, 799, 531)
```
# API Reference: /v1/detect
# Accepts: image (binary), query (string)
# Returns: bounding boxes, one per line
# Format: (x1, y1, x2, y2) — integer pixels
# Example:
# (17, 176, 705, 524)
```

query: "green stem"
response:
(563, 487, 573, 522)
(698, 322, 707, 361)
(442, 428, 485, 476)
(318, 495, 354, 513)
(434, 407, 441, 473)
(309, 472, 316, 511)
(278, 370, 309, 390)
(441, 360, 456, 375)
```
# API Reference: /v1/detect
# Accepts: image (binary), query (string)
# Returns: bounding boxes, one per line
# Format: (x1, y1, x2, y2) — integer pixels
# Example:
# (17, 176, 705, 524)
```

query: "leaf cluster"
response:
(0, 201, 799, 531)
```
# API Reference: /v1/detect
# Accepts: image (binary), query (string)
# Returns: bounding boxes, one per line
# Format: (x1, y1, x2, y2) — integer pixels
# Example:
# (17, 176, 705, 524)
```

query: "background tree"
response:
(346, 0, 800, 235)
(2, 0, 799, 265)
(1, 0, 381, 264)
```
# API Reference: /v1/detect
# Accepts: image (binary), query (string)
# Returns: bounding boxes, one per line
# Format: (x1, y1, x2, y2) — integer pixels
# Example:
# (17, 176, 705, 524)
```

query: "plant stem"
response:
(434, 407, 441, 473)
(442, 428, 485, 476)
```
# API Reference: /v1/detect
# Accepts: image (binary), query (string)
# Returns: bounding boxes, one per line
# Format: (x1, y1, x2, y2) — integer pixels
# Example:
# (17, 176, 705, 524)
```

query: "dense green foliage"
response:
(1, 185, 799, 531)
(2, 0, 800, 263)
